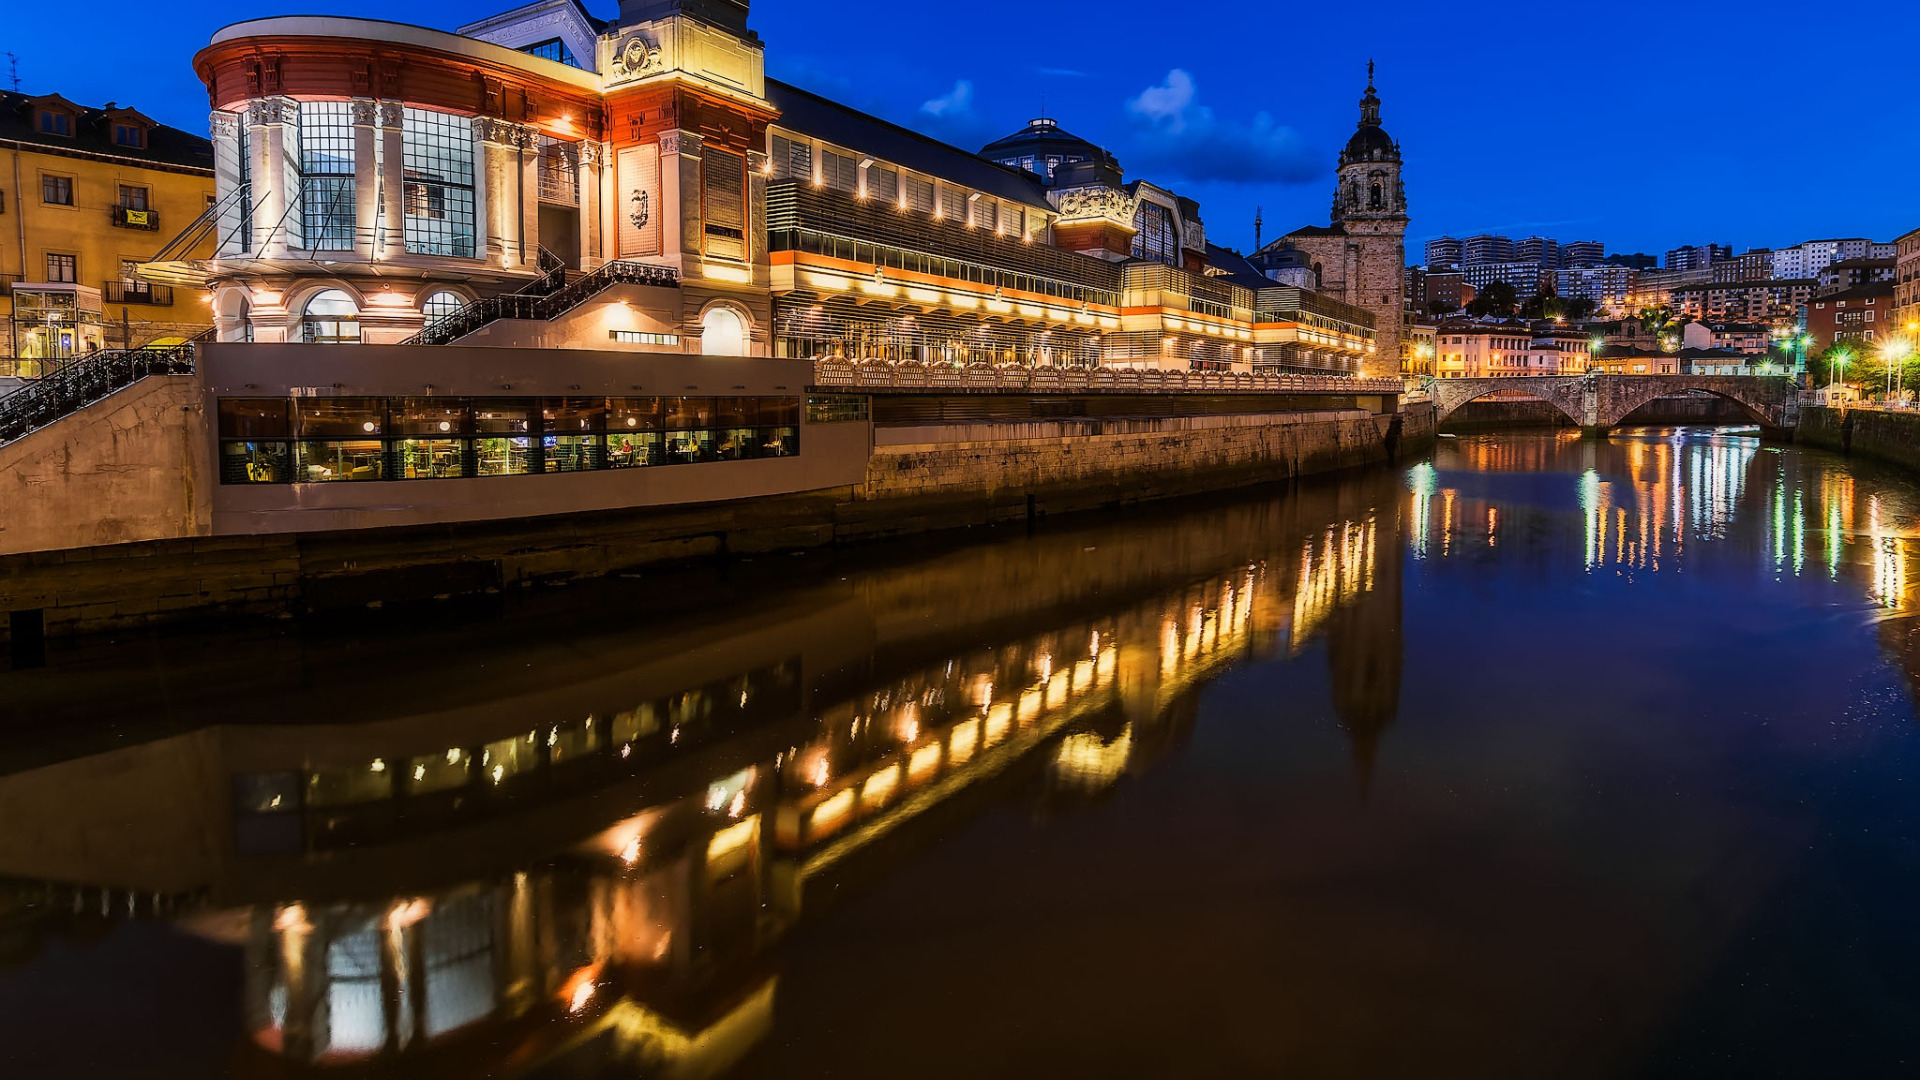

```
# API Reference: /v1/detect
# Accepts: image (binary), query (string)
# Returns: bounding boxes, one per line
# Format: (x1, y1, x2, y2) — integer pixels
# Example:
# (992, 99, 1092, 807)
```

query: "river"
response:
(0, 426, 1915, 1078)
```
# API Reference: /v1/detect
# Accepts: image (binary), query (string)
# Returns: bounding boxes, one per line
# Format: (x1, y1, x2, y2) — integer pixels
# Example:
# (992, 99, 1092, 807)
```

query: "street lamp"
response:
(1882, 336, 1913, 406)
(1831, 349, 1851, 393)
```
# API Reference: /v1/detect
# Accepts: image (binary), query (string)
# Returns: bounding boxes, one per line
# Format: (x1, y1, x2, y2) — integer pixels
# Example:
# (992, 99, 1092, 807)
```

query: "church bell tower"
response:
(1331, 62, 1409, 376)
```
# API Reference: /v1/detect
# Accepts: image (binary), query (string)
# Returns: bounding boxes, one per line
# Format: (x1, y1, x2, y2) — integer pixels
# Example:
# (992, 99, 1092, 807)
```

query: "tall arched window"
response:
(421, 290, 467, 324)
(1369, 182, 1384, 210)
(302, 289, 360, 344)
(701, 306, 746, 356)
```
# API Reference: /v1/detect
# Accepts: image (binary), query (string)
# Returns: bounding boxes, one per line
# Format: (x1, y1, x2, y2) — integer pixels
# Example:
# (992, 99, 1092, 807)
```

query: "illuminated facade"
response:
(1430, 321, 1590, 377)
(155, 0, 1379, 376)
(0, 91, 216, 376)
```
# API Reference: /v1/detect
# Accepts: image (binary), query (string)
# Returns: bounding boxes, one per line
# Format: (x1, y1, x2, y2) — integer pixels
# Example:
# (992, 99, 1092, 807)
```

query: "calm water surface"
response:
(1, 428, 1917, 1078)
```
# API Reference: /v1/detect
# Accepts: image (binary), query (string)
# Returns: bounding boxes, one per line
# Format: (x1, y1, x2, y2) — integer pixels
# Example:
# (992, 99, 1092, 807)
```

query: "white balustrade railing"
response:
(811, 359, 1401, 396)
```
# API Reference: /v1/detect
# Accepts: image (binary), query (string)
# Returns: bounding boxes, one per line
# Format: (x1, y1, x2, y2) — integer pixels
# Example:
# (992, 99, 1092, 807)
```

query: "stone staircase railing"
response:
(399, 258, 680, 346)
(810, 360, 1403, 396)
(0, 335, 206, 447)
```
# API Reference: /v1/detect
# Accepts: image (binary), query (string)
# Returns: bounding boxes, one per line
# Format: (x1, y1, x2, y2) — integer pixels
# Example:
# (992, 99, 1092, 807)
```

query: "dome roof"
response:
(1341, 124, 1396, 163)
(979, 118, 1116, 169)
(1338, 61, 1399, 165)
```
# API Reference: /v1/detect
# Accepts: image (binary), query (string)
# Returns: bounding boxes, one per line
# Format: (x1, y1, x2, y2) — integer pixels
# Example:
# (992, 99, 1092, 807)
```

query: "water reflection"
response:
(1414, 428, 1920, 609)
(0, 473, 1404, 1078)
(9, 431, 1920, 1077)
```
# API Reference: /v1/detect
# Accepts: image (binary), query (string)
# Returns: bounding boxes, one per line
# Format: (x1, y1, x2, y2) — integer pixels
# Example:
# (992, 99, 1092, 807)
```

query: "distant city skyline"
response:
(7, 0, 1918, 256)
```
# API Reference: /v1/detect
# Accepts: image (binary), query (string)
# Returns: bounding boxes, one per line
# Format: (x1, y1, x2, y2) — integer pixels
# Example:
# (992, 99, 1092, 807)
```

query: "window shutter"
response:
(703, 146, 747, 261)
(905, 175, 934, 214)
(822, 150, 857, 194)
(869, 166, 898, 204)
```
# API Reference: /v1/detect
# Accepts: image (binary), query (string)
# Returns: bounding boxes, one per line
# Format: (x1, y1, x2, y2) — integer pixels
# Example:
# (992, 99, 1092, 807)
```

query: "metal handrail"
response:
(0, 329, 210, 446)
(398, 260, 681, 346)
(808, 359, 1403, 396)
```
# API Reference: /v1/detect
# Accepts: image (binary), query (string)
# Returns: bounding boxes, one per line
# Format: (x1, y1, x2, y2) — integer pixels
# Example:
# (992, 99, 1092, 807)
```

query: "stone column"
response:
(578, 140, 604, 270)
(660, 129, 701, 275)
(350, 99, 380, 261)
(208, 110, 246, 257)
(246, 98, 299, 258)
(519, 132, 541, 270)
(378, 102, 405, 259)
(476, 118, 538, 270)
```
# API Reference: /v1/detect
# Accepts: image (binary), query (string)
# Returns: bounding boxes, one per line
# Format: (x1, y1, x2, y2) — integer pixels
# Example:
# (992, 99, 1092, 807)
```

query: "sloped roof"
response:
(766, 79, 1053, 211)
(0, 90, 212, 172)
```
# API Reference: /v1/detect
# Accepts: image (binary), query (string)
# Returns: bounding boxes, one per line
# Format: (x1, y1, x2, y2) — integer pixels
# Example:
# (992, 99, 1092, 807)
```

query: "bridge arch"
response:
(1430, 376, 1586, 426)
(1596, 376, 1793, 430)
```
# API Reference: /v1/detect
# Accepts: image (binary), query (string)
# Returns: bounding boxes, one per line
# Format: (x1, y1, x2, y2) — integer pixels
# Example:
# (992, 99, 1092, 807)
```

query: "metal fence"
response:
(810, 359, 1402, 396)
(400, 259, 680, 346)
(0, 336, 202, 445)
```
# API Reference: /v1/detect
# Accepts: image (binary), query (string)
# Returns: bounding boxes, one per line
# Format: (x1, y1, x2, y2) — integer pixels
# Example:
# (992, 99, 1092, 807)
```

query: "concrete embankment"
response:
(0, 401, 1433, 643)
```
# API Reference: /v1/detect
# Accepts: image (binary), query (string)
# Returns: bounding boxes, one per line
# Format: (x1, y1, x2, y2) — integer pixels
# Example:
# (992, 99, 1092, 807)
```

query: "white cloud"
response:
(1122, 69, 1321, 186)
(1127, 69, 1198, 132)
(920, 80, 975, 119)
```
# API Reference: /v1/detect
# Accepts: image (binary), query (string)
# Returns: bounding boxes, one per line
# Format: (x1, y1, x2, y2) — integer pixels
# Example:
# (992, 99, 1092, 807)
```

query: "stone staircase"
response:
(0, 334, 206, 448)
(398, 255, 680, 347)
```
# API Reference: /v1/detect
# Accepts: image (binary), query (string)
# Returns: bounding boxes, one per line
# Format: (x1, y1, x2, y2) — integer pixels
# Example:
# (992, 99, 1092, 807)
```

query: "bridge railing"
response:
(812, 360, 1403, 396)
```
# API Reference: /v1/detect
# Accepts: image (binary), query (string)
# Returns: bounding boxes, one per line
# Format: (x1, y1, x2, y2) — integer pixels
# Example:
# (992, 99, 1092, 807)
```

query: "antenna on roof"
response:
(1254, 206, 1263, 251)
(5, 54, 18, 94)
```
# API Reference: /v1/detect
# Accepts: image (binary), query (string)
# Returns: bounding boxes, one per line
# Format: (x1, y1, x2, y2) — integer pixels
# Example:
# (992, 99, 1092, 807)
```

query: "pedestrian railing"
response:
(0, 333, 207, 447)
(811, 359, 1403, 395)
(399, 257, 681, 346)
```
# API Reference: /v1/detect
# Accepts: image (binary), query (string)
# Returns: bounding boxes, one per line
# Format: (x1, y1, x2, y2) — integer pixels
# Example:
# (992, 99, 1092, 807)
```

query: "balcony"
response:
(103, 280, 174, 306)
(110, 204, 160, 231)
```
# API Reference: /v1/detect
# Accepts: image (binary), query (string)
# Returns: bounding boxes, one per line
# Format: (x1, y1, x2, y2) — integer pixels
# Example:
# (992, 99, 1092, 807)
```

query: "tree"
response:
(1466, 280, 1518, 318)
(1426, 298, 1458, 317)
(1809, 335, 1869, 388)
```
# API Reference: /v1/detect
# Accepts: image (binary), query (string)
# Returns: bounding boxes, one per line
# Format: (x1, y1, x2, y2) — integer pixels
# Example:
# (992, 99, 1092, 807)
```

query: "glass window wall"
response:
(299, 102, 356, 251)
(403, 107, 477, 258)
(219, 395, 801, 484)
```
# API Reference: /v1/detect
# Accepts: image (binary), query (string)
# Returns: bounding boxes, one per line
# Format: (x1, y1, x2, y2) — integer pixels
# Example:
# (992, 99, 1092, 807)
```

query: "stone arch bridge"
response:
(1429, 375, 1798, 435)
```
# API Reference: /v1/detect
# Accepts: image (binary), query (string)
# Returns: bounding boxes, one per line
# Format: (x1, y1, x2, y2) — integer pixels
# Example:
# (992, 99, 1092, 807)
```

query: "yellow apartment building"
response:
(0, 90, 215, 377)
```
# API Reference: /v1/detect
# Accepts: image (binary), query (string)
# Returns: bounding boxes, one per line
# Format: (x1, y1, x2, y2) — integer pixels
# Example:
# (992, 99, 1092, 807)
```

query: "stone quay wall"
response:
(0, 400, 1433, 643)
(1795, 405, 1920, 473)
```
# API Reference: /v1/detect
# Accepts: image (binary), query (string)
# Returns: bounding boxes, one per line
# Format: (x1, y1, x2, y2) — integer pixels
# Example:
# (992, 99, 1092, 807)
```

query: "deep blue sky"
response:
(9, 0, 1918, 259)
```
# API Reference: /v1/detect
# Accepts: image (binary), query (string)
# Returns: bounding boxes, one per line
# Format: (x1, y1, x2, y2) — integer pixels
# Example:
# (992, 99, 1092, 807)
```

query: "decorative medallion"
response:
(629, 188, 650, 231)
(614, 34, 662, 80)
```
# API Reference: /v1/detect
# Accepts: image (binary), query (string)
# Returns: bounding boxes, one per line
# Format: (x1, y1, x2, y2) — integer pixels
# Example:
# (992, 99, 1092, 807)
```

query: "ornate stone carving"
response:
(628, 187, 650, 231)
(246, 98, 298, 127)
(1049, 185, 1137, 228)
(349, 98, 378, 127)
(609, 33, 663, 82)
(1181, 217, 1206, 252)
(378, 101, 404, 129)
(209, 111, 239, 138)
(579, 140, 606, 167)
(659, 130, 701, 156)
(474, 117, 537, 148)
